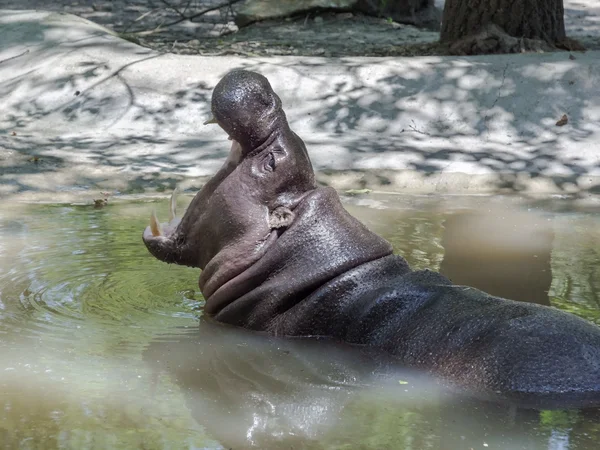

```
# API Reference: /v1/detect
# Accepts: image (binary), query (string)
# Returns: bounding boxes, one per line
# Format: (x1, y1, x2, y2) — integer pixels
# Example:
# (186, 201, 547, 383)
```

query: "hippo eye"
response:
(265, 152, 276, 172)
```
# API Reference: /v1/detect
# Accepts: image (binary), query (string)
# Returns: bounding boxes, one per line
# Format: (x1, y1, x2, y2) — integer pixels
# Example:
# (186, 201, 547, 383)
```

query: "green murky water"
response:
(0, 196, 599, 450)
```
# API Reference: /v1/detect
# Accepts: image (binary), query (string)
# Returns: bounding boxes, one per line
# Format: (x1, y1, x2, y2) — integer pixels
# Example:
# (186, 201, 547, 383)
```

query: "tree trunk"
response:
(440, 0, 574, 54)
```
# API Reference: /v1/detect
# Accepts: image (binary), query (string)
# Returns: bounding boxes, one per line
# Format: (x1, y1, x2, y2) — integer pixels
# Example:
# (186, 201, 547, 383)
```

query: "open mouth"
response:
(143, 75, 319, 305)
(145, 189, 180, 240)
(141, 186, 186, 266)
(141, 129, 313, 274)
(143, 137, 242, 244)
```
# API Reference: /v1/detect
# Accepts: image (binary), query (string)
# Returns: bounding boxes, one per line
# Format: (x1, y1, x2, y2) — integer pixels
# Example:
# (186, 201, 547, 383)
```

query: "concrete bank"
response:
(1, 10, 600, 203)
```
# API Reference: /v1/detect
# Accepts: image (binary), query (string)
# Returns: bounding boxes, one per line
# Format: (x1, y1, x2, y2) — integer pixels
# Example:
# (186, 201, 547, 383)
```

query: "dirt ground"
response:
(2, 0, 599, 57)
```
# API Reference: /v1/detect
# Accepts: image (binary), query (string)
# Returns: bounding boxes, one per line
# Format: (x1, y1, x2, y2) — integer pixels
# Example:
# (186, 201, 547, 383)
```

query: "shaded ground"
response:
(1, 0, 598, 57)
(1, 9, 600, 204)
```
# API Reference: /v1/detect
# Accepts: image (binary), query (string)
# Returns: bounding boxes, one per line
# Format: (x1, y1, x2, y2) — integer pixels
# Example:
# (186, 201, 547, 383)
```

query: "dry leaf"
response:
(11, 131, 16, 136)
(556, 114, 568, 126)
(93, 198, 108, 208)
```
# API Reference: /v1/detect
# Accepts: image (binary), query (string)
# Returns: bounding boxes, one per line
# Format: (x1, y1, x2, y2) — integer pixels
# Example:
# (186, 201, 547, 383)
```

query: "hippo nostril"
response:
(175, 234, 186, 247)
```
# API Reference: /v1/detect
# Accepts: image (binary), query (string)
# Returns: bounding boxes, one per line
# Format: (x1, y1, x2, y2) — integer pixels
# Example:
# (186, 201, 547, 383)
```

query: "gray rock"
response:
(336, 12, 354, 20)
(235, 0, 355, 27)
(235, 0, 440, 29)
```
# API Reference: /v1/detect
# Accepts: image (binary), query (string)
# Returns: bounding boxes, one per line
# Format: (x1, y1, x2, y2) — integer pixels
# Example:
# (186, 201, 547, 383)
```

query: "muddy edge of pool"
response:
(1, 10, 600, 203)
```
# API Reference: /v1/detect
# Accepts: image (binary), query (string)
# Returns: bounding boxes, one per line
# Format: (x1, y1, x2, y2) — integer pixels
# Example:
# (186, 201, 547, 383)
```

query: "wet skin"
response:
(143, 70, 600, 408)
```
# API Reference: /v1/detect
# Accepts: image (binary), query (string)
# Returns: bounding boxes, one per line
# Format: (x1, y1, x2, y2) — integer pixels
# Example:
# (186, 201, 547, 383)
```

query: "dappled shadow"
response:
(556, 1, 600, 48)
(0, 11, 229, 198)
(1, 134, 221, 196)
(0, 0, 241, 47)
(2, 10, 600, 199)
(256, 54, 600, 194)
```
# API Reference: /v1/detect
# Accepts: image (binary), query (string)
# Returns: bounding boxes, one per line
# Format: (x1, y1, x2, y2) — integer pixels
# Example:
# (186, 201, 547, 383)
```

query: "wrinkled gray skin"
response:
(143, 70, 600, 408)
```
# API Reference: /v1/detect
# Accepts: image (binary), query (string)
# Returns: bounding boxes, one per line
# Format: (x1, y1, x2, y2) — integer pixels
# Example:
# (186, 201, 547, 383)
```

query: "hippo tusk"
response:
(203, 115, 218, 125)
(149, 209, 163, 237)
(169, 188, 179, 222)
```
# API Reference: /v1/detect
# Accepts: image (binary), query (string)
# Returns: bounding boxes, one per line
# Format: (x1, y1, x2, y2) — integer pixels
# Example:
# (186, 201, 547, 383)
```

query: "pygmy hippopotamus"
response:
(143, 70, 600, 408)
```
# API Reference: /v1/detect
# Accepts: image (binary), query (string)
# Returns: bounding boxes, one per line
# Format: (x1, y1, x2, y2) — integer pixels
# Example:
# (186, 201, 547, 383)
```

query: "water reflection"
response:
(144, 320, 441, 450)
(0, 197, 599, 449)
(440, 209, 554, 305)
(550, 215, 600, 323)
(145, 319, 600, 450)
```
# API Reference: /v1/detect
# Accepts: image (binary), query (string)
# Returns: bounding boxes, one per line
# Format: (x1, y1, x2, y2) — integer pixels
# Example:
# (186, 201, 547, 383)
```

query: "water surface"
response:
(0, 195, 599, 449)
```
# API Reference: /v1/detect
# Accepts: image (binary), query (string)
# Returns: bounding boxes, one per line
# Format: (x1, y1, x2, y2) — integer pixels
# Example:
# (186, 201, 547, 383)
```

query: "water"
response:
(0, 195, 599, 449)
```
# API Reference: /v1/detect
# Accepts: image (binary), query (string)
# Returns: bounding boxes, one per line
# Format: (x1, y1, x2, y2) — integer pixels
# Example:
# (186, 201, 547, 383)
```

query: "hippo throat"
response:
(205, 186, 393, 327)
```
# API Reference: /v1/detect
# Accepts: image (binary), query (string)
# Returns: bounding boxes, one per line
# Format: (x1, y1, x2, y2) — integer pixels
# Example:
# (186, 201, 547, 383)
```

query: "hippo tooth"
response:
(150, 209, 163, 237)
(169, 188, 179, 222)
(203, 115, 217, 125)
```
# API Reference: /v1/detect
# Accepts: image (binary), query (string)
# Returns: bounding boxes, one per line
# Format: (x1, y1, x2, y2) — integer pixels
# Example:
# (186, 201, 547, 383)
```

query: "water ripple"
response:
(0, 203, 201, 349)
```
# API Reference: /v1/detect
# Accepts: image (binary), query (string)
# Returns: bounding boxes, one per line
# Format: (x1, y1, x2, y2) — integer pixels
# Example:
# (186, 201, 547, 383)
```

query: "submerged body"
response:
(143, 70, 600, 408)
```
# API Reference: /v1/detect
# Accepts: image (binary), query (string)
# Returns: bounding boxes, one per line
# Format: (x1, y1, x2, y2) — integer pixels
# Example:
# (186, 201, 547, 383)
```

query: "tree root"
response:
(555, 37, 586, 52)
(447, 24, 585, 56)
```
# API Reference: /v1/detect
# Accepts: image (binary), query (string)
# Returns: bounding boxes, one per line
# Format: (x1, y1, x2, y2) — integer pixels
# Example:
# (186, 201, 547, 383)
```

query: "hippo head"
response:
(143, 70, 392, 327)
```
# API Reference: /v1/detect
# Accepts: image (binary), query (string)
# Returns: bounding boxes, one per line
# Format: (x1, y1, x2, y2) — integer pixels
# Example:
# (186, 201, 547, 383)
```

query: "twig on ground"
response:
(159, 0, 188, 20)
(123, 8, 162, 32)
(133, 0, 245, 32)
(408, 120, 429, 135)
(0, 49, 30, 65)
(181, 0, 194, 16)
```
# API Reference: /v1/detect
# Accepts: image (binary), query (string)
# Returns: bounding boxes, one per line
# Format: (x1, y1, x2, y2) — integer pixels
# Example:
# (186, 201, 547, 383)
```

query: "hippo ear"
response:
(268, 206, 295, 229)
